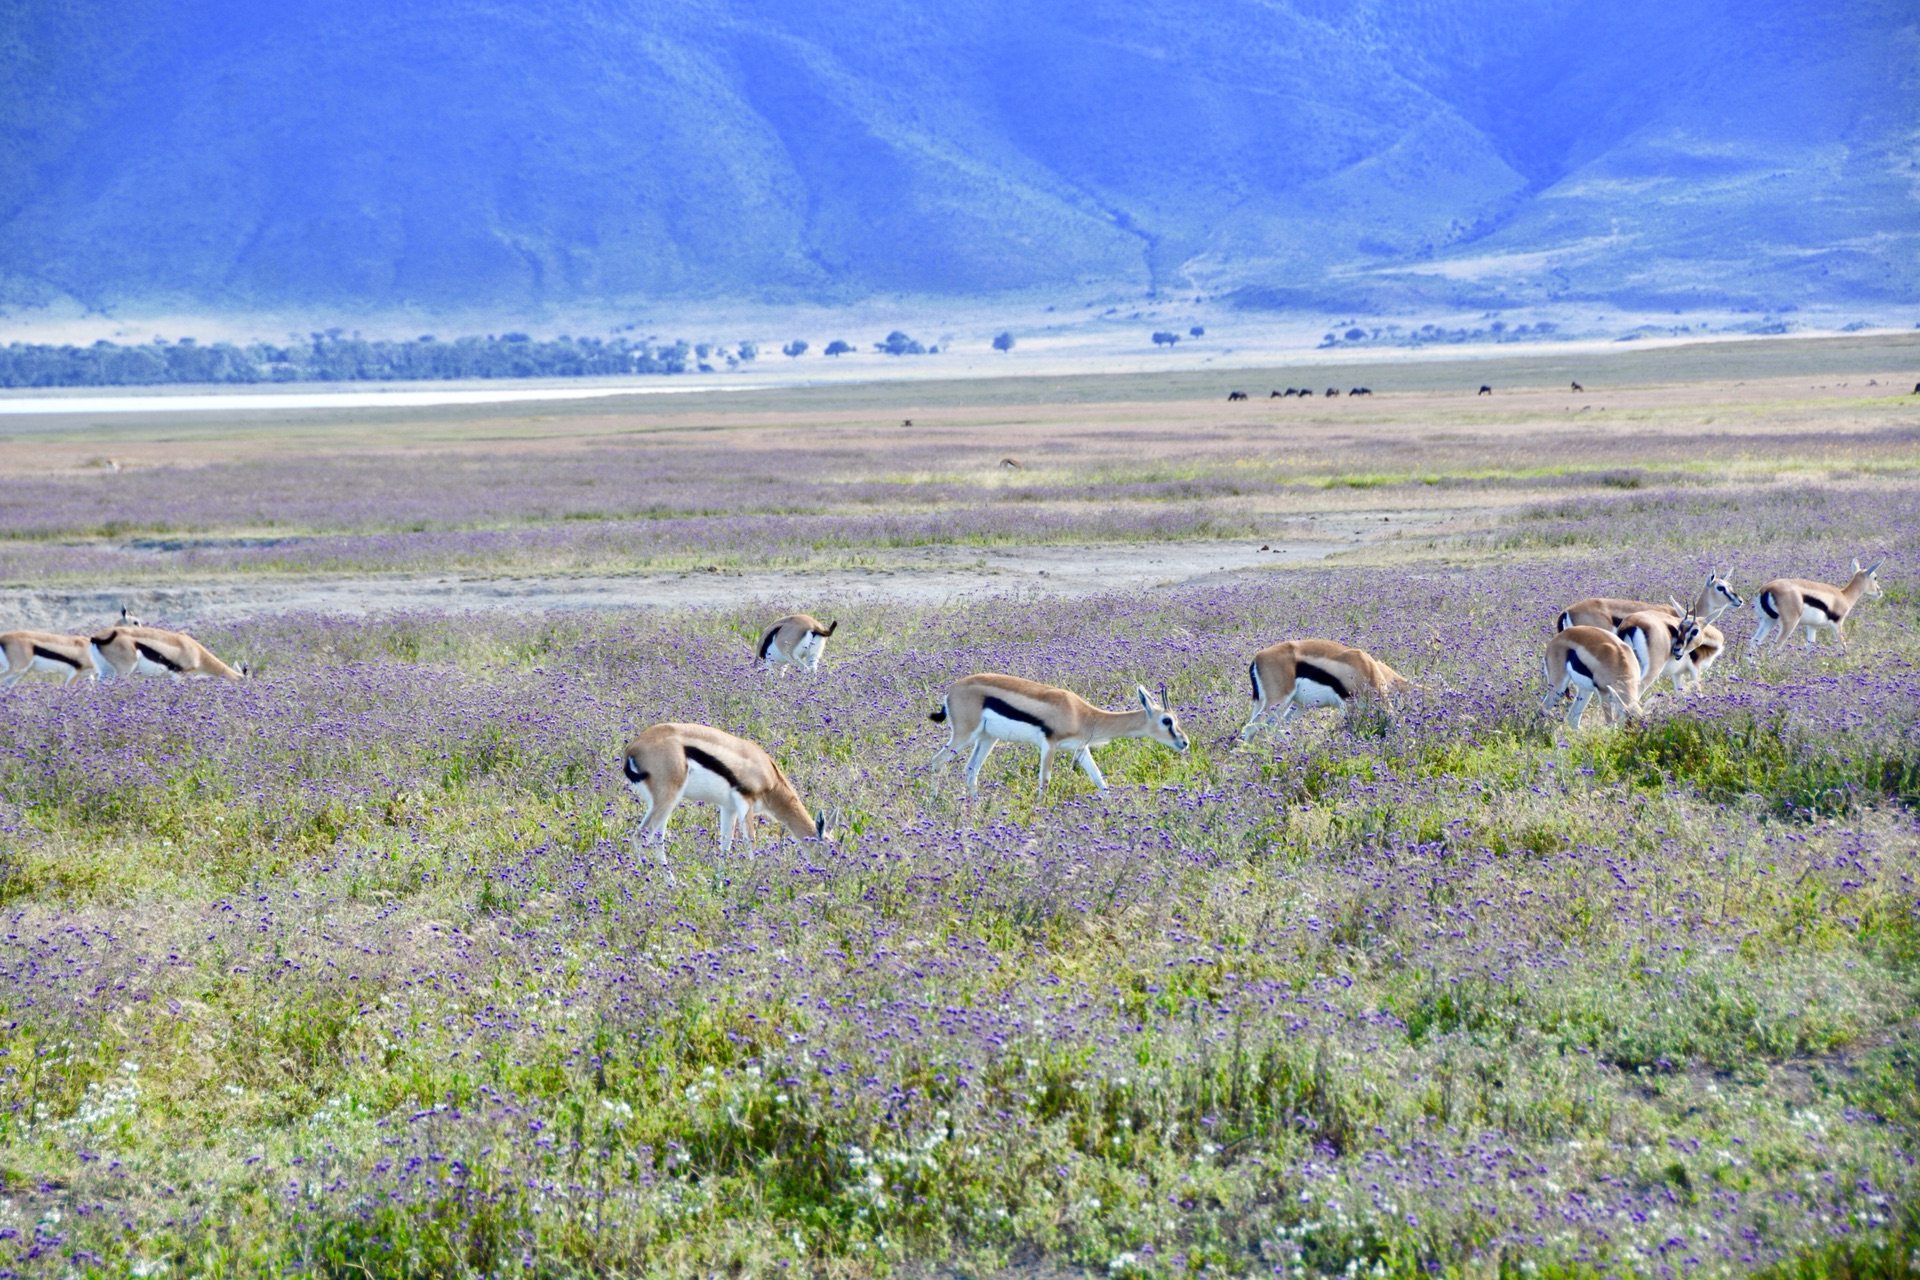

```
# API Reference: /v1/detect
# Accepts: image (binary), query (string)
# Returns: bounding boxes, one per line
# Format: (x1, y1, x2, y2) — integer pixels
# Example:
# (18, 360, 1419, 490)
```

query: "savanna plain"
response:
(2, 336, 1919, 1279)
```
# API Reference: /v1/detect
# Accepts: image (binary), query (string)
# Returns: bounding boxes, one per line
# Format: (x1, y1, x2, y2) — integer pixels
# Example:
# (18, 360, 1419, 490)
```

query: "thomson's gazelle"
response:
(1, 630, 104, 687)
(1241, 639, 1412, 738)
(1615, 605, 1703, 699)
(90, 626, 246, 681)
(1542, 626, 1645, 730)
(622, 723, 828, 858)
(1749, 560, 1883, 656)
(928, 673, 1188, 796)
(1557, 572, 1743, 632)
(757, 614, 838, 674)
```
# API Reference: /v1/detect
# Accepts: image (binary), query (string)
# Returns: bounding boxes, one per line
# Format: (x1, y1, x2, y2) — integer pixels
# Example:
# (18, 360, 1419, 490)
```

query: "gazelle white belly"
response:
(679, 760, 742, 805)
(979, 708, 1049, 746)
(1289, 676, 1346, 709)
(12, 655, 82, 677)
(793, 633, 825, 663)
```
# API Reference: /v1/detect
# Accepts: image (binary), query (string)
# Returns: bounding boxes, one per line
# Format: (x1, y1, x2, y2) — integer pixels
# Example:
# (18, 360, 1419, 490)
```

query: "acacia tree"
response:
(992, 331, 1015, 352)
(782, 340, 809, 358)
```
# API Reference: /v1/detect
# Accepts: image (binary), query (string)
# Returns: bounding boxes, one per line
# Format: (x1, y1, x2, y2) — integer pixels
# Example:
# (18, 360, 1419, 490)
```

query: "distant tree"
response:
(876, 330, 925, 356)
(737, 342, 757, 361)
(992, 331, 1016, 352)
(1344, 327, 1365, 341)
(1189, 326, 1204, 337)
(695, 343, 712, 359)
(1151, 331, 1180, 347)
(782, 340, 809, 358)
(824, 340, 854, 356)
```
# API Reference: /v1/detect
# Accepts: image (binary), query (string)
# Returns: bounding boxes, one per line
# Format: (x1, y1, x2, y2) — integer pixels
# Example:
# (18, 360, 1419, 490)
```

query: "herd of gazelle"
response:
(0, 563, 1887, 860)
(0, 610, 245, 688)
(627, 561, 1885, 858)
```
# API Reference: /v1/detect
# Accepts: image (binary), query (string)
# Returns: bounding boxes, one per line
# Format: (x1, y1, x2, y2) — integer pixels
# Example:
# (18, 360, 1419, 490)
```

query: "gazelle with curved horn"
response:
(1749, 560, 1883, 656)
(1240, 639, 1412, 738)
(1542, 626, 1644, 730)
(621, 723, 829, 856)
(1556, 571, 1743, 633)
(757, 613, 838, 674)
(0, 630, 105, 687)
(89, 625, 246, 681)
(928, 674, 1188, 796)
(1615, 603, 1703, 699)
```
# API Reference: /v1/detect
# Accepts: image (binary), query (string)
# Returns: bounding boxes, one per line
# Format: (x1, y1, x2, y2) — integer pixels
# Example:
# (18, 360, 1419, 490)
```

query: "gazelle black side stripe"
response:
(1566, 650, 1594, 681)
(757, 628, 779, 659)
(134, 642, 183, 672)
(982, 695, 1053, 738)
(1294, 661, 1351, 701)
(684, 744, 747, 793)
(31, 645, 80, 668)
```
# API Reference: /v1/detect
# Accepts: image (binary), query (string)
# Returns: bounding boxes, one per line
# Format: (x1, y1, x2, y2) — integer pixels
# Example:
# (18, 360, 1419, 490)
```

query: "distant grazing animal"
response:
(999, 457, 1022, 469)
(901, 419, 914, 427)
(757, 613, 838, 674)
(1241, 639, 1412, 738)
(622, 723, 828, 858)
(1557, 573, 1743, 633)
(1270, 390, 1285, 398)
(1913, 382, 1919, 395)
(1350, 386, 1373, 396)
(928, 674, 1188, 796)
(90, 626, 245, 681)
(1542, 627, 1644, 730)
(1324, 387, 1340, 397)
(1615, 604, 1704, 699)
(1, 630, 103, 687)
(1478, 385, 1493, 395)
(1227, 390, 1248, 401)
(1571, 381, 1584, 392)
(1283, 388, 1301, 397)
(1749, 560, 1883, 656)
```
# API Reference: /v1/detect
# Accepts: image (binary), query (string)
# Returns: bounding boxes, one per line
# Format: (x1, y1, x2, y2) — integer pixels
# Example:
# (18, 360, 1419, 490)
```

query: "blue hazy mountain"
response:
(2, 0, 1913, 318)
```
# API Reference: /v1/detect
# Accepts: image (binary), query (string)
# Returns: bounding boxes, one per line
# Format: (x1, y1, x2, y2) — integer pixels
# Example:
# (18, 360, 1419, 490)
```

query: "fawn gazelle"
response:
(622, 723, 828, 857)
(1749, 560, 1883, 656)
(1542, 626, 1645, 730)
(1240, 639, 1412, 738)
(757, 614, 837, 674)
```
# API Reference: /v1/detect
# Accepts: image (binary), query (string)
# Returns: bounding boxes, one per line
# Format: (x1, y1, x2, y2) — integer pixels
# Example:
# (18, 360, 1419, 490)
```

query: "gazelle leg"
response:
(964, 738, 996, 795)
(1566, 688, 1590, 731)
(1035, 745, 1052, 793)
(1277, 700, 1299, 733)
(1075, 748, 1107, 790)
(1239, 703, 1270, 739)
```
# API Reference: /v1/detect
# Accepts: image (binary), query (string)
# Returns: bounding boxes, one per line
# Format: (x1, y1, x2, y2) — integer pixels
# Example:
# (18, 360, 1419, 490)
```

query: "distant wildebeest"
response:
(1349, 387, 1373, 396)
(1478, 385, 1493, 395)
(902, 419, 913, 427)
(1270, 390, 1284, 398)
(1325, 387, 1340, 397)
(1283, 388, 1300, 397)
(1227, 391, 1248, 401)
(1912, 381, 1919, 395)
(1571, 381, 1584, 392)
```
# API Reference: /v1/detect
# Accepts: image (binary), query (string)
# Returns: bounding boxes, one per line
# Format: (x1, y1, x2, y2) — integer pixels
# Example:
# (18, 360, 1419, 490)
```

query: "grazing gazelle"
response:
(1749, 560, 1883, 656)
(1542, 626, 1644, 730)
(928, 674, 1188, 796)
(621, 722, 828, 855)
(1240, 639, 1412, 738)
(757, 614, 838, 674)
(90, 625, 246, 681)
(0, 630, 104, 687)
(1556, 572, 1744, 632)
(1615, 604, 1703, 699)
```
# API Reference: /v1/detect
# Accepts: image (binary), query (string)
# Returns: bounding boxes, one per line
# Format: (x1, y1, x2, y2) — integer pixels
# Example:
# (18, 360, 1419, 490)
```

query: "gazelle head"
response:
(1138, 684, 1190, 752)
(1704, 572, 1743, 612)
(1852, 559, 1885, 598)
(1666, 599, 1703, 660)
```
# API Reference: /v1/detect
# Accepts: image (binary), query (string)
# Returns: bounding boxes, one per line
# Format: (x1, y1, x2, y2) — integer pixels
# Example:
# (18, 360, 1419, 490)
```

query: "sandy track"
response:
(0, 527, 1418, 630)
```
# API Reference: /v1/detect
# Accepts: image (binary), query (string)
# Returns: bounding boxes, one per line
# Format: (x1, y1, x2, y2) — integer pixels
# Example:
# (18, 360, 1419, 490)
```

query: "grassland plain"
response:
(2, 340, 1920, 1279)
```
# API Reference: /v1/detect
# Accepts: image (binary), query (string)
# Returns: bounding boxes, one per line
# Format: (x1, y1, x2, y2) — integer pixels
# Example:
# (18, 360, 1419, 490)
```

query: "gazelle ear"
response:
(1137, 684, 1154, 711)
(1868, 561, 1883, 575)
(1852, 558, 1862, 573)
(1157, 681, 1169, 710)
(1670, 596, 1686, 615)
